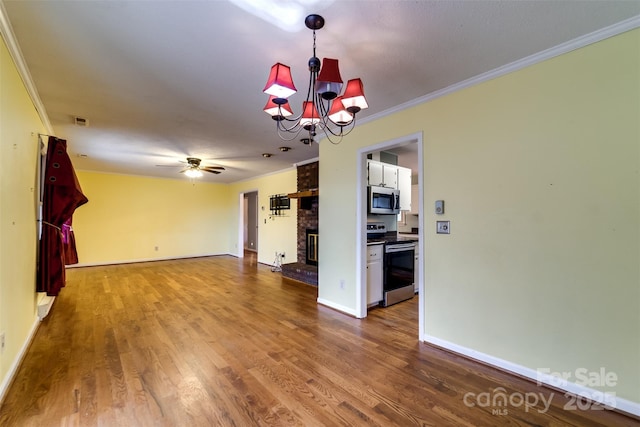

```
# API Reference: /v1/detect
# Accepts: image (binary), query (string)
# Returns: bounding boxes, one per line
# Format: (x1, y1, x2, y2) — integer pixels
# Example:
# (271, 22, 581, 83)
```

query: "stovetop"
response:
(367, 221, 418, 245)
(368, 234, 418, 244)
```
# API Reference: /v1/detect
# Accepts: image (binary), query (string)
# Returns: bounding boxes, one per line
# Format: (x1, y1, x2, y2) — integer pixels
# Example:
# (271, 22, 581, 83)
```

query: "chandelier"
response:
(262, 14, 368, 145)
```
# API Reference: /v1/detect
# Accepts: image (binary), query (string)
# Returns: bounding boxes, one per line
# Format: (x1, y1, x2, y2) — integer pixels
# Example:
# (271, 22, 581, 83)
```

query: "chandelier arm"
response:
(276, 124, 306, 141)
(306, 65, 316, 104)
(319, 127, 344, 145)
(276, 116, 304, 134)
(321, 114, 358, 142)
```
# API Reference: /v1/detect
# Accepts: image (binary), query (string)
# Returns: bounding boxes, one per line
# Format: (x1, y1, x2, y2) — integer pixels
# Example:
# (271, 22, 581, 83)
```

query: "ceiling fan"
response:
(158, 157, 225, 177)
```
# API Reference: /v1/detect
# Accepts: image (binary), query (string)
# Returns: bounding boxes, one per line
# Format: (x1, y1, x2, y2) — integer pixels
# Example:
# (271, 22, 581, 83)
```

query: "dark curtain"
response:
(37, 136, 88, 296)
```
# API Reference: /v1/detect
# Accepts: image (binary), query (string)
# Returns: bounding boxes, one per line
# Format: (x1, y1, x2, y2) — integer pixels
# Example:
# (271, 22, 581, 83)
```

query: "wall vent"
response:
(74, 116, 89, 126)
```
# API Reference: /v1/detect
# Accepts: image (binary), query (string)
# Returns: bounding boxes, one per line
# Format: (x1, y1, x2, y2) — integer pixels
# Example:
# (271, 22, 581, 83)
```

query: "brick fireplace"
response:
(281, 161, 318, 286)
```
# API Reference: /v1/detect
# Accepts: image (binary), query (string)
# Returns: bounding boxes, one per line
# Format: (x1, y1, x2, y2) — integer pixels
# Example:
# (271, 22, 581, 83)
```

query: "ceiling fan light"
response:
(315, 58, 343, 100)
(300, 101, 320, 127)
(328, 96, 353, 125)
(263, 95, 293, 119)
(184, 168, 203, 178)
(263, 63, 297, 99)
(341, 78, 368, 112)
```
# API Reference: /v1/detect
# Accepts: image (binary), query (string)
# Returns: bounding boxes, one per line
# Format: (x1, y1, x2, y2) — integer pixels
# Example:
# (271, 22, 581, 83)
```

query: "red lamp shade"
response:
(263, 63, 297, 99)
(300, 101, 320, 128)
(328, 96, 353, 125)
(341, 78, 368, 113)
(263, 95, 293, 118)
(315, 58, 343, 100)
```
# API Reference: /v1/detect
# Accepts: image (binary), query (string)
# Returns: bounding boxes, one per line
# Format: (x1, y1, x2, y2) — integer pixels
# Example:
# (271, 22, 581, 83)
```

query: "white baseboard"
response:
(36, 292, 55, 320)
(66, 252, 224, 268)
(422, 334, 640, 418)
(316, 298, 358, 317)
(0, 316, 41, 404)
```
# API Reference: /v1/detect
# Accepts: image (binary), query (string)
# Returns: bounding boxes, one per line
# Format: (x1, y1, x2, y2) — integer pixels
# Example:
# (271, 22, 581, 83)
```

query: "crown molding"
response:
(361, 14, 640, 126)
(0, 1, 52, 133)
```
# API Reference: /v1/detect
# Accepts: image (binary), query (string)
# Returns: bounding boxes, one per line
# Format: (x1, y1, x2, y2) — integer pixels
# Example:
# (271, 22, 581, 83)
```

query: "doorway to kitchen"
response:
(357, 132, 424, 337)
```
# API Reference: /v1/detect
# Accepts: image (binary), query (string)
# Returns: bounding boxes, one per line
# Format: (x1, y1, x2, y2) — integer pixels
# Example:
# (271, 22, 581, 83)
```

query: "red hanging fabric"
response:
(37, 137, 88, 296)
(61, 217, 79, 265)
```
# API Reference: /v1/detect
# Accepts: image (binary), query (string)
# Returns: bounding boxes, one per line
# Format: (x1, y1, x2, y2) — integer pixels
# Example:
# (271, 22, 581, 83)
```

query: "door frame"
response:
(356, 132, 424, 337)
(237, 189, 259, 258)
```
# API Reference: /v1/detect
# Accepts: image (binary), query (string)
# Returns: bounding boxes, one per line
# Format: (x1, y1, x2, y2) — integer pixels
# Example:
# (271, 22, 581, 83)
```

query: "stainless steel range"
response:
(382, 241, 415, 306)
(367, 222, 416, 307)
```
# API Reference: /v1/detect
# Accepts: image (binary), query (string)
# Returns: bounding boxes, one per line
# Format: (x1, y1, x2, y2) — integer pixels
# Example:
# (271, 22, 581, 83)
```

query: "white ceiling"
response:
(3, 1, 639, 183)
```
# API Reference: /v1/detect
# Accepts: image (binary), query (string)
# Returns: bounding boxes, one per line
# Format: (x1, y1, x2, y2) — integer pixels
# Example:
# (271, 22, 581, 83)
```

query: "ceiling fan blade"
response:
(203, 169, 221, 174)
(202, 166, 225, 171)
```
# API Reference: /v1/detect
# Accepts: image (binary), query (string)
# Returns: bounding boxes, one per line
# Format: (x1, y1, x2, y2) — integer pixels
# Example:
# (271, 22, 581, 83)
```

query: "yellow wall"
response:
(0, 37, 45, 392)
(73, 171, 232, 265)
(228, 169, 298, 266)
(319, 29, 639, 403)
(72, 168, 298, 268)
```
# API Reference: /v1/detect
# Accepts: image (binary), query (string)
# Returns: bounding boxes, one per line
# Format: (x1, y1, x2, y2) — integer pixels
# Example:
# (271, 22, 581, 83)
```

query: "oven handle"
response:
(385, 243, 415, 253)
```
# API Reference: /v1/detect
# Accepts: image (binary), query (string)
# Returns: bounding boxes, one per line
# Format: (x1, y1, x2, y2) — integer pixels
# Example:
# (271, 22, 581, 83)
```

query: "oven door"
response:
(383, 243, 415, 306)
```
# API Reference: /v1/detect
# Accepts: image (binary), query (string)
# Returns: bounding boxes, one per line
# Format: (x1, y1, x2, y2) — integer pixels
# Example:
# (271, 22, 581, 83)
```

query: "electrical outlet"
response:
(339, 279, 345, 290)
(0, 332, 5, 353)
(154, 246, 159, 251)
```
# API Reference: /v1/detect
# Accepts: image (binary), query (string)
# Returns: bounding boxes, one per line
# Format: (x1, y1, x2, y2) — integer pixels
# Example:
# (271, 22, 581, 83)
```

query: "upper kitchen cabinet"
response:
(397, 167, 412, 211)
(367, 159, 397, 188)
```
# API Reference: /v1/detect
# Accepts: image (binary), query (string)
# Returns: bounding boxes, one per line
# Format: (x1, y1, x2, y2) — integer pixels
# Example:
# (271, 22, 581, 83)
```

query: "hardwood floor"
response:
(0, 256, 636, 426)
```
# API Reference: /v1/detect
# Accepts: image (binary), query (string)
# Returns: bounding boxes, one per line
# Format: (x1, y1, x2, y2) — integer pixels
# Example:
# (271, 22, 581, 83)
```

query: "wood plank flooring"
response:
(0, 255, 637, 426)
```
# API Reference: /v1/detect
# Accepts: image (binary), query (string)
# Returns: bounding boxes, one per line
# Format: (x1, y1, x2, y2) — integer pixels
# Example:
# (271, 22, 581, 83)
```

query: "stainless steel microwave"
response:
(368, 186, 400, 215)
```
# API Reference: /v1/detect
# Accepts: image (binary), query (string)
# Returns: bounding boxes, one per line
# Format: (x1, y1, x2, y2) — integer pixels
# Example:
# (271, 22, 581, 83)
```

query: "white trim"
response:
(423, 334, 640, 418)
(0, 316, 40, 404)
(293, 157, 319, 167)
(36, 293, 55, 320)
(359, 15, 640, 127)
(238, 192, 246, 258)
(415, 135, 424, 339)
(317, 298, 358, 317)
(0, 1, 52, 134)
(356, 132, 423, 320)
(355, 151, 366, 318)
(66, 252, 228, 268)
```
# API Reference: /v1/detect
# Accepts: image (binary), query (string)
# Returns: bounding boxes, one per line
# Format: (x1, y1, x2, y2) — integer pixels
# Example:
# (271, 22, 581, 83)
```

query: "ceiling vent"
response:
(74, 116, 89, 127)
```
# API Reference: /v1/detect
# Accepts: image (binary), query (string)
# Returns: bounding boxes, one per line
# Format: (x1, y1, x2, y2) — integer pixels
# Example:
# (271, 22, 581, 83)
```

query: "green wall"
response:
(319, 29, 639, 404)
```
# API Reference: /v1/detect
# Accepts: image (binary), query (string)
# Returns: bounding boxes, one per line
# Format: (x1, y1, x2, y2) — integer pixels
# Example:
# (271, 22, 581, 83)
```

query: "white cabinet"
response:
(366, 243, 383, 306)
(410, 184, 419, 214)
(397, 167, 412, 211)
(367, 160, 397, 189)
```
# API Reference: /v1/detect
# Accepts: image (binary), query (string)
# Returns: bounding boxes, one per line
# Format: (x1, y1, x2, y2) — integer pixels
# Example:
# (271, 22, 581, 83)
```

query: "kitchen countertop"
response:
(367, 232, 419, 245)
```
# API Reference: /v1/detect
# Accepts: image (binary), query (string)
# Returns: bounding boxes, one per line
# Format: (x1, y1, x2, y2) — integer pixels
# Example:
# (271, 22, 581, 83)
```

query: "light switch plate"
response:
(436, 221, 450, 234)
(435, 200, 444, 215)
